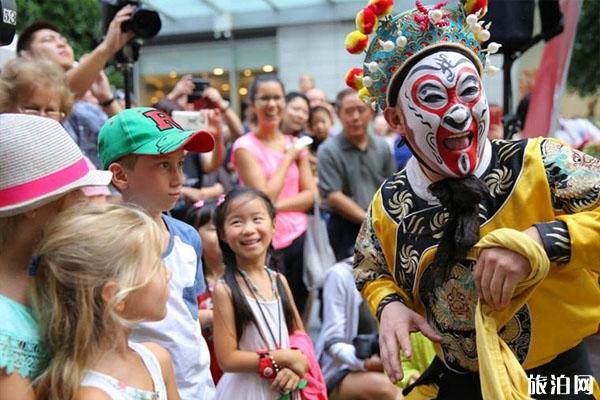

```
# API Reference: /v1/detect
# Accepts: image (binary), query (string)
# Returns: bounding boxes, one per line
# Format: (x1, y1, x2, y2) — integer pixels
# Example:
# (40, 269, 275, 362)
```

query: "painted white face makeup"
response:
(397, 51, 489, 177)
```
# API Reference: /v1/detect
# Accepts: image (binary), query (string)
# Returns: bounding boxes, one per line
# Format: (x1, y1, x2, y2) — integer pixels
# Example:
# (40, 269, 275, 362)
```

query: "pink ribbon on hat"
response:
(0, 158, 89, 207)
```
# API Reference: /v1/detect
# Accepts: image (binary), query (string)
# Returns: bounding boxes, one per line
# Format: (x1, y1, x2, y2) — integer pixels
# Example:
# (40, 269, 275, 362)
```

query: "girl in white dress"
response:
(32, 204, 180, 400)
(212, 187, 309, 400)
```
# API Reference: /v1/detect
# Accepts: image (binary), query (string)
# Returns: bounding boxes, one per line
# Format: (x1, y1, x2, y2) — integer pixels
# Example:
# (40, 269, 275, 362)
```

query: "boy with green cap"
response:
(98, 107, 218, 398)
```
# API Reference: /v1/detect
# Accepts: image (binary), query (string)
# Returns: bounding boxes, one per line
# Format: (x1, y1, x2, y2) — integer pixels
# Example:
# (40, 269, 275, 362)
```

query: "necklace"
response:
(238, 267, 283, 349)
(237, 267, 277, 301)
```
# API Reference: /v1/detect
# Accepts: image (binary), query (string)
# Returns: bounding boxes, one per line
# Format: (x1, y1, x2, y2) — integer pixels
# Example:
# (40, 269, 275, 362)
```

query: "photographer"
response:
(16, 9, 134, 167)
(157, 74, 243, 142)
(316, 258, 403, 400)
(155, 74, 242, 206)
(17, 6, 134, 101)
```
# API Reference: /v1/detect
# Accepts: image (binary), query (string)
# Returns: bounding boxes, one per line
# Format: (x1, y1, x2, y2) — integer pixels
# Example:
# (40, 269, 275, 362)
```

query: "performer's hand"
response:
(473, 227, 541, 310)
(379, 301, 441, 383)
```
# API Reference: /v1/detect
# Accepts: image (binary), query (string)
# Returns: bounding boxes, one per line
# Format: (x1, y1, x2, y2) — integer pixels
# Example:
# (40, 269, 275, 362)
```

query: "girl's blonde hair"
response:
(0, 56, 73, 115)
(32, 203, 164, 400)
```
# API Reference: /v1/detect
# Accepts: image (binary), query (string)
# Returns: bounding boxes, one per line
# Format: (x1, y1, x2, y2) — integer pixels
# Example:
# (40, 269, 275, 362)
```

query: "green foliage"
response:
(16, 0, 101, 60)
(567, 0, 600, 96)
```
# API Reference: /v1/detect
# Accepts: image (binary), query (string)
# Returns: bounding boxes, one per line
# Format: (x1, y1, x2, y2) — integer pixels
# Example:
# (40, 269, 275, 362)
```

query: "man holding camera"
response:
(16, 6, 134, 167)
(17, 6, 134, 101)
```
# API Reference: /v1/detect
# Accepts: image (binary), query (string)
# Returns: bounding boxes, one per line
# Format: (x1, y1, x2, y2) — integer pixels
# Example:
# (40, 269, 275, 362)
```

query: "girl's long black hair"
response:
(183, 201, 217, 231)
(214, 187, 297, 342)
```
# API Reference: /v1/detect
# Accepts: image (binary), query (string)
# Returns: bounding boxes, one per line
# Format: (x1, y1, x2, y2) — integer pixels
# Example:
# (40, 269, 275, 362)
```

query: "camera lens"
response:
(130, 9, 161, 38)
(120, 8, 161, 39)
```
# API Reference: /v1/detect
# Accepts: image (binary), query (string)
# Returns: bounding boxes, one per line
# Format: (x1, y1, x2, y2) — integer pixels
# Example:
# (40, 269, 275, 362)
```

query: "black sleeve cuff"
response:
(533, 221, 571, 264)
(376, 294, 406, 322)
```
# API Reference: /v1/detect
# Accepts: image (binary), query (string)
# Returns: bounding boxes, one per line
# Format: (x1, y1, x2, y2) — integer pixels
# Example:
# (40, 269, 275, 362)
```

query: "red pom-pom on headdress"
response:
(345, 68, 364, 90)
(367, 0, 394, 17)
(463, 0, 488, 17)
(356, 7, 379, 34)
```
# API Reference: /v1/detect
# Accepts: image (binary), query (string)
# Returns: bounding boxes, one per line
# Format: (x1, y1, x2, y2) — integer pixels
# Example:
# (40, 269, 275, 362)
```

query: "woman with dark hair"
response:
(282, 91, 310, 137)
(231, 75, 317, 316)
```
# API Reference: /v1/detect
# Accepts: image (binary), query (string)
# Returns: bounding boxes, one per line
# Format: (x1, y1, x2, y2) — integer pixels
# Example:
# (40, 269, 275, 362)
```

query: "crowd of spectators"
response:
(0, 13, 420, 397)
(5, 8, 598, 398)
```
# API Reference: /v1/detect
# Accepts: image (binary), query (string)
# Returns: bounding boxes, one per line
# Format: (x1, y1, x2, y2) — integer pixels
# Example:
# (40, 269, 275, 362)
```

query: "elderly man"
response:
(318, 88, 395, 261)
(349, 1, 600, 399)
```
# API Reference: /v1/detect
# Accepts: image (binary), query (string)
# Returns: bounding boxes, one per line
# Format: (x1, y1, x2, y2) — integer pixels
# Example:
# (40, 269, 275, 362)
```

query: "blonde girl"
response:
(32, 203, 179, 400)
(0, 115, 111, 400)
(212, 187, 309, 400)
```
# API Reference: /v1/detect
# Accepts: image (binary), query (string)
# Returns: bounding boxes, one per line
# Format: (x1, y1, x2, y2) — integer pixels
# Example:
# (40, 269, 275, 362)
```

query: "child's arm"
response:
(213, 281, 308, 376)
(198, 309, 213, 329)
(277, 273, 305, 332)
(0, 371, 36, 400)
(74, 387, 111, 400)
(143, 342, 181, 400)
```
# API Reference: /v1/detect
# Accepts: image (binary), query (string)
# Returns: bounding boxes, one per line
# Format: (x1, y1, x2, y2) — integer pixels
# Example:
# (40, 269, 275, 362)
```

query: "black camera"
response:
(101, 0, 161, 39)
(353, 334, 380, 360)
(188, 78, 210, 101)
(0, 0, 17, 46)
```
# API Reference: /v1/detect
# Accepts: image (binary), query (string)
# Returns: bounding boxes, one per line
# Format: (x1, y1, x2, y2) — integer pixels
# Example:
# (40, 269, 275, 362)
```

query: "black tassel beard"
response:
(428, 175, 490, 278)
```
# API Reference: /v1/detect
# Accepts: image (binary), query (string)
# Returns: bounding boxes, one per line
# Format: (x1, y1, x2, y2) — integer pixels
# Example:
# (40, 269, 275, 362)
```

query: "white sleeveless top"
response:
(80, 341, 167, 400)
(215, 296, 291, 400)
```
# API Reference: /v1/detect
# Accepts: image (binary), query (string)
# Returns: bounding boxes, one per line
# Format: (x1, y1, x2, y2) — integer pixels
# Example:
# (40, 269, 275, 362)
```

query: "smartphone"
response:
(172, 110, 208, 131)
(295, 135, 314, 150)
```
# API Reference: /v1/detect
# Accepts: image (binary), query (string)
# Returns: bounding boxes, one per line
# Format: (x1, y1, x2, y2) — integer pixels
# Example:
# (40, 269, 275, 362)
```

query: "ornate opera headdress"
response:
(344, 0, 501, 112)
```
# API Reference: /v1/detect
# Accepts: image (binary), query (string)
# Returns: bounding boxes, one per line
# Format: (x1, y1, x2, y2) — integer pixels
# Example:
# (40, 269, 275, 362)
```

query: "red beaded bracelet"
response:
(257, 350, 279, 380)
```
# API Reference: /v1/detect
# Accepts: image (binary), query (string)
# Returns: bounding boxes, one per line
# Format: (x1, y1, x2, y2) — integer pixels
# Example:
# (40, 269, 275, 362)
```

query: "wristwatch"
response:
(219, 100, 230, 112)
(257, 350, 279, 379)
(99, 97, 115, 107)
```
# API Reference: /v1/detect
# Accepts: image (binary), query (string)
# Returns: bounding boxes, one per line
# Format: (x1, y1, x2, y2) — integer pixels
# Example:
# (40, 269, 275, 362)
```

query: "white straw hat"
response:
(0, 114, 112, 217)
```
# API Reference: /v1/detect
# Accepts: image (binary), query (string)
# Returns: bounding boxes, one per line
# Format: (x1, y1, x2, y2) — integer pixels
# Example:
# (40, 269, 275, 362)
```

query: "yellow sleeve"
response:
(556, 209, 600, 272)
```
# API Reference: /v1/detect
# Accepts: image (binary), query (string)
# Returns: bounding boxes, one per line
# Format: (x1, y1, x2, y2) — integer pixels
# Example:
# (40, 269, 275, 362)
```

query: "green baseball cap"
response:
(98, 107, 215, 169)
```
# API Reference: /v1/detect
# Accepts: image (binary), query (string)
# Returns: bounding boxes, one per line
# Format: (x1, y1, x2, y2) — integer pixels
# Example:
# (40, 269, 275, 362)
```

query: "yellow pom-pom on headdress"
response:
(345, 30, 369, 54)
(358, 87, 372, 103)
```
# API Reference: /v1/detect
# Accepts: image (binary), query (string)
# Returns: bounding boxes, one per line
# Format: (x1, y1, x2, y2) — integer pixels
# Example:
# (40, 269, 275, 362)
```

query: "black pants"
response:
(280, 233, 309, 316)
(327, 213, 361, 262)
(405, 341, 596, 400)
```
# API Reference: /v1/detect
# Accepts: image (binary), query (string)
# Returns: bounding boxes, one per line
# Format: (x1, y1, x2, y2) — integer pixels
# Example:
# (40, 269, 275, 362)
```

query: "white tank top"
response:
(80, 341, 167, 400)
